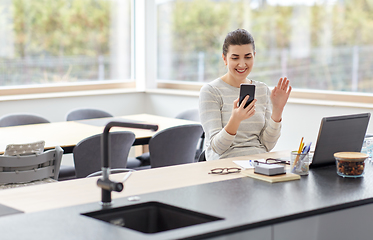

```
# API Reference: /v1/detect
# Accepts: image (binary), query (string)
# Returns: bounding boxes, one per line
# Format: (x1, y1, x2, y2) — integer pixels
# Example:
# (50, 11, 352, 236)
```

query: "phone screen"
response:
(239, 84, 255, 108)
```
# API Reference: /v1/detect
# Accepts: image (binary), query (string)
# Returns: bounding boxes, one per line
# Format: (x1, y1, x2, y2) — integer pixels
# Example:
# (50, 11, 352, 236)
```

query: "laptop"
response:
(309, 113, 371, 168)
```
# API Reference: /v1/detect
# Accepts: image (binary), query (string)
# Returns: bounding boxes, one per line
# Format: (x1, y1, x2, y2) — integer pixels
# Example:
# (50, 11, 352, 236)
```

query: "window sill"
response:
(156, 80, 373, 109)
(0, 88, 141, 102)
(0, 80, 138, 102)
(288, 98, 373, 109)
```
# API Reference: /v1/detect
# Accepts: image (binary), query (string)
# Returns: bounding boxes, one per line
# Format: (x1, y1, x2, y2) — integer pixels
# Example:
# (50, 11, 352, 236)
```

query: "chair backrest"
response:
(0, 146, 63, 184)
(73, 131, 135, 178)
(149, 124, 204, 168)
(175, 109, 204, 161)
(0, 113, 50, 127)
(175, 109, 200, 122)
(66, 108, 113, 121)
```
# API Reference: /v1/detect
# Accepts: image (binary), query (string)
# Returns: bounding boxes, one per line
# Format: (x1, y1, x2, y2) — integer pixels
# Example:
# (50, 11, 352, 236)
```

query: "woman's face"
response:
(223, 44, 255, 83)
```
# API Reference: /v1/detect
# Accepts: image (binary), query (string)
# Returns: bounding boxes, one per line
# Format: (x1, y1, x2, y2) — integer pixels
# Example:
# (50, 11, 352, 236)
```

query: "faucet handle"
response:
(97, 178, 124, 192)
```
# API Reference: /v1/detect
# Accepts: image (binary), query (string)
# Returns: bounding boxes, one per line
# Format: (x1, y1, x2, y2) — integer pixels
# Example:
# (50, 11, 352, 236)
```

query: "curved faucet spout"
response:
(98, 121, 159, 206)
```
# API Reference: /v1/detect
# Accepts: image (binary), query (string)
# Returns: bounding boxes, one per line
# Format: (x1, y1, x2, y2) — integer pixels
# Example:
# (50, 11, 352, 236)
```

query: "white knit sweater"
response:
(199, 78, 281, 161)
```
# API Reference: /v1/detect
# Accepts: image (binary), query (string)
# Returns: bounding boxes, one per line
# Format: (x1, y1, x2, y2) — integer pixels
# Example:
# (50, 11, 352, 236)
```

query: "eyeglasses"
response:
(264, 158, 290, 165)
(209, 167, 241, 175)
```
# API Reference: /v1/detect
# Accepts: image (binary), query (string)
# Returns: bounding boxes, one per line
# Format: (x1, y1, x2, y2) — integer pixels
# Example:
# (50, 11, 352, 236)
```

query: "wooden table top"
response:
(0, 114, 198, 153)
(0, 150, 289, 213)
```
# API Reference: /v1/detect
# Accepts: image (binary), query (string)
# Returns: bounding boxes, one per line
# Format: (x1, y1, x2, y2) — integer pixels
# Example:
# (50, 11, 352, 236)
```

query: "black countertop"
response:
(1, 163, 373, 239)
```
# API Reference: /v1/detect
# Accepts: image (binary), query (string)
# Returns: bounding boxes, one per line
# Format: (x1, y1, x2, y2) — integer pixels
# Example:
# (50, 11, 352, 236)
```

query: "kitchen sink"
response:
(82, 201, 223, 234)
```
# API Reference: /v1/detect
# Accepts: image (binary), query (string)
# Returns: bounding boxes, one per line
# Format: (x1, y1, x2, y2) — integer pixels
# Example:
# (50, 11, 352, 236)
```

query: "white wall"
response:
(0, 91, 146, 122)
(279, 102, 373, 151)
(1, 91, 372, 152)
(144, 92, 199, 117)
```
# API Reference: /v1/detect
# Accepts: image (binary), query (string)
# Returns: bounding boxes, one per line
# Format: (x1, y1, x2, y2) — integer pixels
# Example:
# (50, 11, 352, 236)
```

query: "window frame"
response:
(0, 80, 136, 97)
(153, 0, 373, 107)
(3, 0, 373, 108)
(1, 0, 137, 96)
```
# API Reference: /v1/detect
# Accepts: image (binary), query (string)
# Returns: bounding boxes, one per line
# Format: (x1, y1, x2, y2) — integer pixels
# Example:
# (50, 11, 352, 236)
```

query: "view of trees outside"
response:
(0, 0, 131, 86)
(1, 0, 372, 93)
(157, 0, 373, 92)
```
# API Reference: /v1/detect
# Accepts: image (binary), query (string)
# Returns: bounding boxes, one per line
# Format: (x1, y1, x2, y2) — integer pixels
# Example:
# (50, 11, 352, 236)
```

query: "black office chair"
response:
(0, 113, 50, 127)
(175, 108, 200, 122)
(135, 109, 205, 167)
(66, 108, 113, 121)
(73, 131, 136, 178)
(59, 108, 114, 180)
(147, 124, 204, 168)
(175, 109, 205, 161)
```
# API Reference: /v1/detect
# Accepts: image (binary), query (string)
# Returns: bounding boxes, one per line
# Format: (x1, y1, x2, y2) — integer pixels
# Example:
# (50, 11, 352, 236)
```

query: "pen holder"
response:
(290, 151, 309, 175)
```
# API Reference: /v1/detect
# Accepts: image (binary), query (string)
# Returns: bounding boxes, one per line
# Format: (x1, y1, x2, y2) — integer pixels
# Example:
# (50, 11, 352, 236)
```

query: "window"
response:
(0, 0, 132, 88)
(156, 0, 373, 93)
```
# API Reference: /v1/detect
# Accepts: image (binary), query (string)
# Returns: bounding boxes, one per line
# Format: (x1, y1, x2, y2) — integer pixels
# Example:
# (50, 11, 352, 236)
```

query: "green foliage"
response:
(9, 0, 373, 58)
(11, 0, 111, 58)
(170, 0, 373, 52)
(172, 0, 232, 53)
(335, 0, 373, 45)
(165, 0, 373, 91)
(250, 5, 293, 50)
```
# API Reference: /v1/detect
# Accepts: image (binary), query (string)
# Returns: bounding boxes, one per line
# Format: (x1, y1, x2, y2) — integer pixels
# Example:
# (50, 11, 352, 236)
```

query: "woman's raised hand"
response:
(270, 77, 292, 122)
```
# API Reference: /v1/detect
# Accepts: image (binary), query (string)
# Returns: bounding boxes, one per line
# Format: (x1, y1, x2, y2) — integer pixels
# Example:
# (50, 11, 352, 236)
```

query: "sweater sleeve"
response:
(259, 87, 281, 151)
(199, 84, 235, 155)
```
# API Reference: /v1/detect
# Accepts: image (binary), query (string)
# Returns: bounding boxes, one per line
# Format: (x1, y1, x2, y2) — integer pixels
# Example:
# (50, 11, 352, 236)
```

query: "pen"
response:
(302, 142, 311, 154)
(299, 142, 312, 162)
(297, 137, 304, 154)
(291, 137, 304, 170)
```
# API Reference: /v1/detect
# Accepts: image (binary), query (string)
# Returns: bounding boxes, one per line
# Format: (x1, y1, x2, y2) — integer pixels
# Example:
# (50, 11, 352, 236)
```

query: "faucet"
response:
(97, 121, 158, 207)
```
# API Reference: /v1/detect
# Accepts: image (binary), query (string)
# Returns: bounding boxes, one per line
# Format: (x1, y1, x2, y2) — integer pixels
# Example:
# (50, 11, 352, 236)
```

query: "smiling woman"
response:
(199, 29, 291, 161)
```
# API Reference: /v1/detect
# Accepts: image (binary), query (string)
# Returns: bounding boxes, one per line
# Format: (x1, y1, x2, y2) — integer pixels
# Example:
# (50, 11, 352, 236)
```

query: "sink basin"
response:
(82, 201, 223, 234)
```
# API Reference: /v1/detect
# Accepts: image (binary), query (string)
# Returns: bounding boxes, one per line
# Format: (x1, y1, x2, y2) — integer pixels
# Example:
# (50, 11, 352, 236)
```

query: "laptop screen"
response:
(310, 113, 371, 168)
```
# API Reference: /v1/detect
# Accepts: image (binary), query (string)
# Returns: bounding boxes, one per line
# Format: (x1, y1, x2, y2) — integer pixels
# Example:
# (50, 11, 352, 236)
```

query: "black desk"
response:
(0, 162, 373, 239)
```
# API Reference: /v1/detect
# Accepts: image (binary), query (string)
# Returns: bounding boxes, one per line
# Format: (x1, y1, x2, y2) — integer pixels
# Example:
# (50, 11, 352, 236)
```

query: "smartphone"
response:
(239, 84, 256, 108)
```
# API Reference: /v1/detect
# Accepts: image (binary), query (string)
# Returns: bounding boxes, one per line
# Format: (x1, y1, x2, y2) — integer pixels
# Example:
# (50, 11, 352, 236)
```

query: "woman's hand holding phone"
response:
(225, 96, 257, 135)
(234, 96, 257, 121)
(236, 83, 257, 122)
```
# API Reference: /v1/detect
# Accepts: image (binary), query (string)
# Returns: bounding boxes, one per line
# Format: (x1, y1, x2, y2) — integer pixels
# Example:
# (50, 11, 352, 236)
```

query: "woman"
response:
(199, 29, 291, 161)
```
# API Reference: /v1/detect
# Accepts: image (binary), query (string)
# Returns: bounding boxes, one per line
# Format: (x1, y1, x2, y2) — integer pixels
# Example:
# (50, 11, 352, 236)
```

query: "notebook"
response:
(309, 113, 371, 168)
